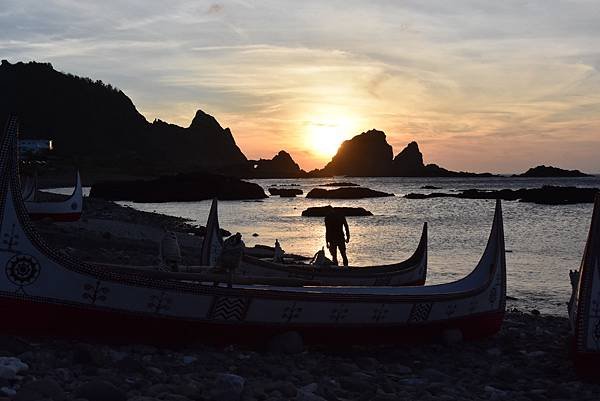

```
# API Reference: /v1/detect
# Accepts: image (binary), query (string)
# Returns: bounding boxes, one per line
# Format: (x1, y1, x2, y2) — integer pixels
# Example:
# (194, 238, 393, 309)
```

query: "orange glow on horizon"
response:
(303, 112, 359, 161)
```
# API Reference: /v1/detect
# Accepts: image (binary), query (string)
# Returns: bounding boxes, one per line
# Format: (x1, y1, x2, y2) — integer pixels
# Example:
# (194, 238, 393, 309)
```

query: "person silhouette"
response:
(324, 209, 350, 266)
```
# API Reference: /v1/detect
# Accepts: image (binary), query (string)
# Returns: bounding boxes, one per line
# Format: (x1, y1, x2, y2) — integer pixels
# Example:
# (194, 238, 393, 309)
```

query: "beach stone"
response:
(211, 373, 245, 401)
(0, 357, 28, 380)
(116, 356, 145, 373)
(441, 329, 463, 345)
(267, 331, 304, 354)
(531, 309, 540, 315)
(355, 356, 378, 371)
(75, 379, 127, 401)
(15, 378, 64, 401)
(182, 356, 197, 365)
(395, 365, 412, 375)
(296, 388, 328, 401)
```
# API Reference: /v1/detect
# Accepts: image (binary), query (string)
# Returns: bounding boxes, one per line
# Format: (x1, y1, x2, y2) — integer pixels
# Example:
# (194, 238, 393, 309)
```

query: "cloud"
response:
(1, 0, 600, 171)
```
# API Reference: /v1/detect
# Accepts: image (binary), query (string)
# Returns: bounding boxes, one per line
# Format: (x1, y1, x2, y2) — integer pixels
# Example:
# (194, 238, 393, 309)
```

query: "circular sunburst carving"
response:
(6, 254, 41, 286)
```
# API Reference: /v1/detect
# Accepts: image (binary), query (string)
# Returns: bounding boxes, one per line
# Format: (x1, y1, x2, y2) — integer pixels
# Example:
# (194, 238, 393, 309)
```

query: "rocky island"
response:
(406, 186, 599, 205)
(310, 130, 494, 177)
(513, 165, 592, 178)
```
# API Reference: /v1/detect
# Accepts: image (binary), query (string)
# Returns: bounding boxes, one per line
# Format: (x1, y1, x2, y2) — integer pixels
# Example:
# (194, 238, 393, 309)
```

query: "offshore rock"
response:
(512, 165, 592, 177)
(306, 187, 393, 199)
(250, 151, 307, 178)
(268, 187, 303, 197)
(405, 186, 599, 205)
(301, 206, 373, 217)
(90, 173, 267, 202)
(392, 141, 424, 175)
(319, 130, 393, 176)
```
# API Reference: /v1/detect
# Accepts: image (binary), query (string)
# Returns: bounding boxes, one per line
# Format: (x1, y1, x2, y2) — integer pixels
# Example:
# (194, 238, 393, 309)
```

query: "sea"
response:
(68, 176, 600, 316)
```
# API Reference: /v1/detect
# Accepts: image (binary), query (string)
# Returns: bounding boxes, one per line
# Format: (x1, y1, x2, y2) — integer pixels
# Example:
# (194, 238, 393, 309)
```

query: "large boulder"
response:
(90, 172, 267, 202)
(319, 130, 393, 176)
(268, 187, 303, 197)
(306, 187, 393, 199)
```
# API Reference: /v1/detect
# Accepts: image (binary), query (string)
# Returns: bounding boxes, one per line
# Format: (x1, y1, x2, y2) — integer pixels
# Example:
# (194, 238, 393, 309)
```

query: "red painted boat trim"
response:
(28, 212, 82, 222)
(0, 295, 504, 345)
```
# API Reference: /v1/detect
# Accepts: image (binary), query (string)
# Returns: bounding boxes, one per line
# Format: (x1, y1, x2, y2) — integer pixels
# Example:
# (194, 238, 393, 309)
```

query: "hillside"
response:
(0, 60, 247, 176)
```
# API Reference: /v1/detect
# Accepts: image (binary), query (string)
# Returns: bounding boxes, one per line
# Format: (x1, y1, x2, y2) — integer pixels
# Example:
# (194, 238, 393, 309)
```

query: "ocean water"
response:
(65, 177, 600, 316)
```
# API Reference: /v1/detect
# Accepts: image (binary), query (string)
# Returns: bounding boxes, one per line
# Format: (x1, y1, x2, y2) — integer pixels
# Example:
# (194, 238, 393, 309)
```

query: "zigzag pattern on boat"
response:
(208, 296, 249, 321)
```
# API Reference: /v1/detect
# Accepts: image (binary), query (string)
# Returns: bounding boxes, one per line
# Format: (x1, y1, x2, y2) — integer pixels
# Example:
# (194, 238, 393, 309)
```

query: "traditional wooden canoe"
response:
(0, 117, 506, 345)
(200, 199, 428, 286)
(568, 193, 600, 379)
(24, 171, 82, 222)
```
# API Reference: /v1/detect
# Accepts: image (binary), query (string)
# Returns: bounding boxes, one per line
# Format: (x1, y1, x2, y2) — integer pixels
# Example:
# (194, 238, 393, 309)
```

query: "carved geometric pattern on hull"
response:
(5, 254, 40, 287)
(147, 292, 173, 315)
(82, 281, 110, 305)
(408, 303, 432, 323)
(208, 297, 249, 321)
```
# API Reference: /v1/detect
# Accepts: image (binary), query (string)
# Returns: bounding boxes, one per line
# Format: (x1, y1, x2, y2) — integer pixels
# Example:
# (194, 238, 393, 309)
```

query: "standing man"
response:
(325, 209, 350, 266)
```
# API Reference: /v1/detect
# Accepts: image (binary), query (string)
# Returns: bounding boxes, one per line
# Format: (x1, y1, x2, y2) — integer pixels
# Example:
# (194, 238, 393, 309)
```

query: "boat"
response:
(0, 117, 507, 345)
(568, 193, 600, 379)
(24, 171, 82, 222)
(201, 199, 428, 286)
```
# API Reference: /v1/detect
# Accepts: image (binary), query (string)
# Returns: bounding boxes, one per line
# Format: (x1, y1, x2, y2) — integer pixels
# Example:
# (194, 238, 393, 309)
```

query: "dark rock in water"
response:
(405, 185, 598, 205)
(248, 150, 308, 178)
(302, 206, 373, 217)
(513, 165, 592, 177)
(268, 187, 303, 197)
(306, 187, 393, 199)
(318, 182, 359, 187)
(267, 331, 304, 354)
(75, 380, 126, 401)
(90, 172, 267, 202)
(318, 129, 393, 176)
(421, 185, 441, 190)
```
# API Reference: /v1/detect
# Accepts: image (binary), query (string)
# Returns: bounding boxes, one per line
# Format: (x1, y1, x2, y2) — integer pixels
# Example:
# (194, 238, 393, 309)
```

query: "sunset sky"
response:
(1, 0, 599, 172)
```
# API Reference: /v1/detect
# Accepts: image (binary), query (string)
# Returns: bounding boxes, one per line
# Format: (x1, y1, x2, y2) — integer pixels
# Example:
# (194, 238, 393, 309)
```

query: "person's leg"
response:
(328, 243, 338, 265)
(339, 244, 348, 266)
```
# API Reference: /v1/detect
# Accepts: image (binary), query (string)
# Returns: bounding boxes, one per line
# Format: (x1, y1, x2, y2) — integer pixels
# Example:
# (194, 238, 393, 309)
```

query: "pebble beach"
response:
(0, 197, 597, 400)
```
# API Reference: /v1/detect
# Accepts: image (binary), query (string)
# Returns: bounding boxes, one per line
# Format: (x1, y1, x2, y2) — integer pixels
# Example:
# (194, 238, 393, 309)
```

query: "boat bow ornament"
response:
(0, 117, 507, 345)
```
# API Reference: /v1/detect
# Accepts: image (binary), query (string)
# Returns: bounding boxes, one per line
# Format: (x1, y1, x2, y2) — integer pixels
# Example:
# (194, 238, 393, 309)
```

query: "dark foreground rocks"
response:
(306, 187, 393, 199)
(406, 186, 599, 205)
(268, 188, 303, 197)
(2, 311, 600, 401)
(302, 206, 373, 217)
(90, 172, 267, 202)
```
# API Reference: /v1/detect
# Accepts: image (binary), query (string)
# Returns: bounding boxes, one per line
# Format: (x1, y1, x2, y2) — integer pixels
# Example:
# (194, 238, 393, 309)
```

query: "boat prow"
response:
(569, 193, 600, 380)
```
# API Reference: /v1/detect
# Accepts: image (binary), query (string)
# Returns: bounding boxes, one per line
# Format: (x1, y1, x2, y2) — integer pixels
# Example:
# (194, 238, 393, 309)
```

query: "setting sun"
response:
(306, 115, 358, 159)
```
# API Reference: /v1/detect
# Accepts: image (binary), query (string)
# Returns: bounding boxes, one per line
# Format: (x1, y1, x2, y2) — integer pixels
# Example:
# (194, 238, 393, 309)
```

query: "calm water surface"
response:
(108, 176, 599, 316)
